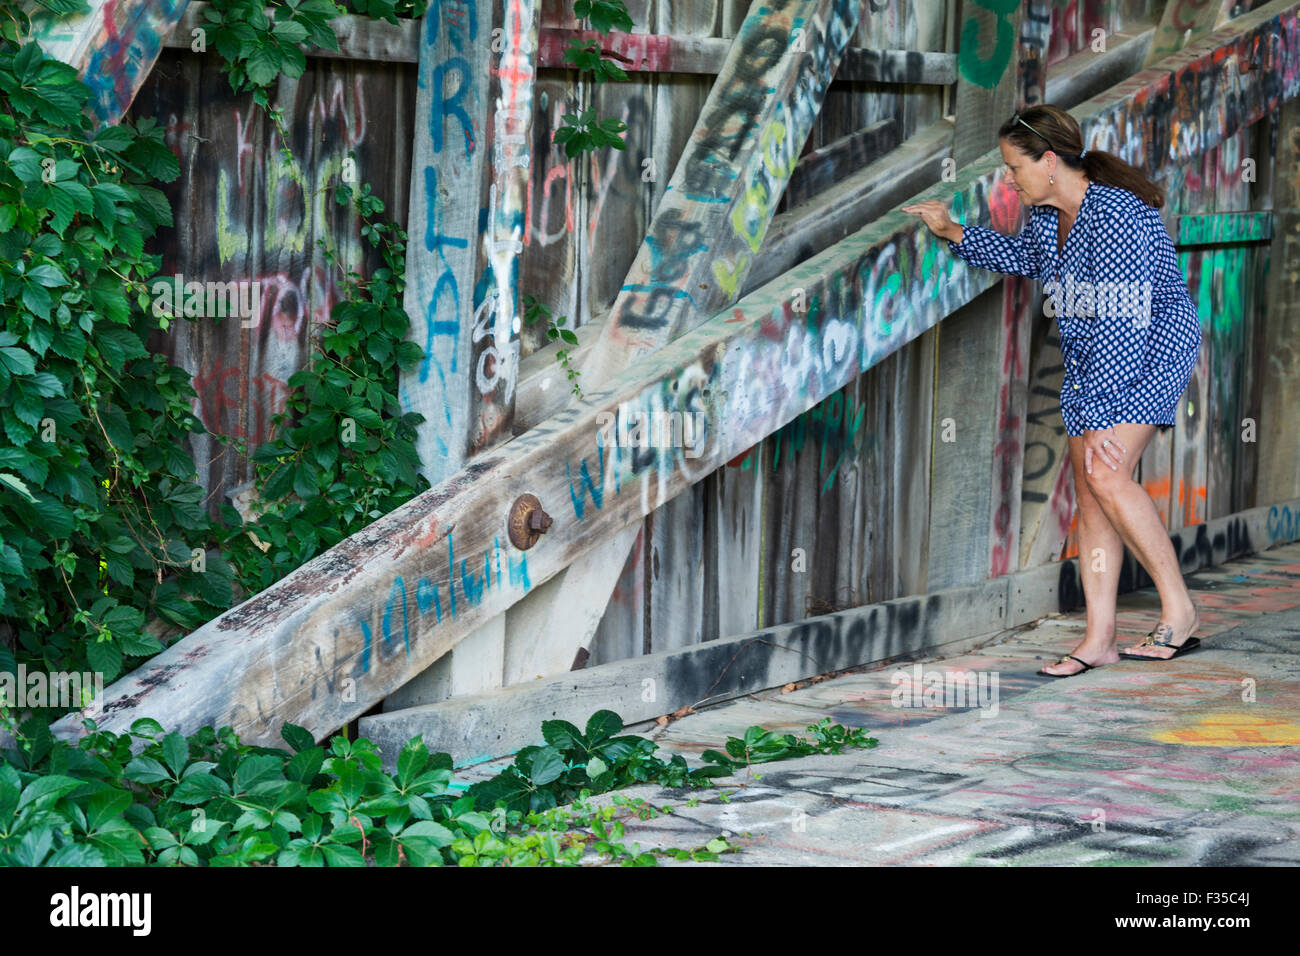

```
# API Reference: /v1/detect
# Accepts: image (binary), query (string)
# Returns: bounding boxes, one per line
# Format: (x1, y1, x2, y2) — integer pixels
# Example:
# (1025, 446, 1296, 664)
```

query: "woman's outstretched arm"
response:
(905, 199, 1042, 277)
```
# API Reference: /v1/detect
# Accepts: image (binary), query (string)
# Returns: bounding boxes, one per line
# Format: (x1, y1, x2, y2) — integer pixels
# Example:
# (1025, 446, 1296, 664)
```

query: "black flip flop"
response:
(1119, 629, 1202, 661)
(1038, 654, 1097, 678)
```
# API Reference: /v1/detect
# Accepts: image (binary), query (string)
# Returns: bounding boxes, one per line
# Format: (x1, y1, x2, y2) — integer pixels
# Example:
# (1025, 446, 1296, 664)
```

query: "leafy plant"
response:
(574, 0, 634, 34)
(0, 0, 428, 678)
(553, 106, 628, 159)
(0, 27, 238, 683)
(0, 708, 873, 866)
(523, 294, 583, 398)
(203, 0, 344, 93)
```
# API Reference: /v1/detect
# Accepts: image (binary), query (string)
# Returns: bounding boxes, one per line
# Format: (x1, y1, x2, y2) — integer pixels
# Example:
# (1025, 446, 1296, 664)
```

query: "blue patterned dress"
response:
(946, 183, 1201, 436)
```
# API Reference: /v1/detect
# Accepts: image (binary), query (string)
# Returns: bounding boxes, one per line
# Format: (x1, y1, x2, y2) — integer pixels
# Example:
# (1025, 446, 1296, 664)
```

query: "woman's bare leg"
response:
(1039, 433, 1125, 675)
(1080, 422, 1199, 658)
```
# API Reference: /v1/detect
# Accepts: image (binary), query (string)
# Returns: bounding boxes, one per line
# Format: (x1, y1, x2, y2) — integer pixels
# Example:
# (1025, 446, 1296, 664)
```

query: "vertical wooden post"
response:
(926, 0, 1026, 590)
(392, 0, 539, 706)
(400, 0, 540, 488)
(1256, 97, 1300, 505)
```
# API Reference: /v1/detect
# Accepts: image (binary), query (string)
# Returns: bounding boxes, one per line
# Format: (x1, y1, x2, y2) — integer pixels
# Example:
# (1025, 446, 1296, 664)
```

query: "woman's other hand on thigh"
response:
(1083, 428, 1126, 475)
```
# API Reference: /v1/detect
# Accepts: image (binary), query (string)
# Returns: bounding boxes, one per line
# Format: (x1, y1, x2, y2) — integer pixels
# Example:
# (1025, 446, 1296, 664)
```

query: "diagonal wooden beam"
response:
(28, 0, 190, 126)
(1145, 0, 1236, 67)
(577, 0, 860, 391)
(52, 0, 1300, 746)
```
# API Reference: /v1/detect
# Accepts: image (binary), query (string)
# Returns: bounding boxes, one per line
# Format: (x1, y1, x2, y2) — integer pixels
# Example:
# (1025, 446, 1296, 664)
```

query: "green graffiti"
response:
(1177, 211, 1271, 246)
(958, 0, 1019, 89)
(769, 388, 870, 496)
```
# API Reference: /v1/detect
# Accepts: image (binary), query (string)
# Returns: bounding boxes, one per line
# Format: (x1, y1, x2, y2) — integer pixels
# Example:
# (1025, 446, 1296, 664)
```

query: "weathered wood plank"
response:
(399, 0, 540, 486)
(1256, 95, 1300, 505)
(1175, 209, 1273, 244)
(1018, 326, 1074, 568)
(29, 0, 189, 125)
(1144, 0, 1235, 67)
(162, 5, 955, 81)
(744, 118, 954, 293)
(783, 118, 898, 208)
(53, 0, 1300, 744)
(1042, 22, 1154, 106)
(362, 573, 1013, 765)
(1019, 0, 1052, 107)
(579, 0, 860, 389)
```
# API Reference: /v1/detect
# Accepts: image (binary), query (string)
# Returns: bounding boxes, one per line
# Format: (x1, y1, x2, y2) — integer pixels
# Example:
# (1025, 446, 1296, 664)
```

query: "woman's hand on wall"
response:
(903, 200, 961, 243)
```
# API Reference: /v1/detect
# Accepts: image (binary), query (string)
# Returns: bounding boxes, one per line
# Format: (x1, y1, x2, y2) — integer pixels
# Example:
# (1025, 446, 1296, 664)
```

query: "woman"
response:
(903, 104, 1203, 677)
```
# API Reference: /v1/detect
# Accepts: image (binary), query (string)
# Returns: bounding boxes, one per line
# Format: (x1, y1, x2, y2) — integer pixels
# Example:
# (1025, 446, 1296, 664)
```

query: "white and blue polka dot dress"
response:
(947, 183, 1201, 437)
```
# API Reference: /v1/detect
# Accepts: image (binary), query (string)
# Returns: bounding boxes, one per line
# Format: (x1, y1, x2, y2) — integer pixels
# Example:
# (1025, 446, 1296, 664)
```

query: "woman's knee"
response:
(1083, 461, 1133, 502)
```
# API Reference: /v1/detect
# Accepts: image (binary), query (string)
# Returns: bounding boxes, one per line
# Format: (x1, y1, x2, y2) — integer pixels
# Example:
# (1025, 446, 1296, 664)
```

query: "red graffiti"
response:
(192, 362, 289, 447)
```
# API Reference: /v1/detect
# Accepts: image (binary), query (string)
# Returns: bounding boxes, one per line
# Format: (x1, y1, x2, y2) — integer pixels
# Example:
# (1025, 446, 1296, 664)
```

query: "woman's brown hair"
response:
(998, 104, 1164, 209)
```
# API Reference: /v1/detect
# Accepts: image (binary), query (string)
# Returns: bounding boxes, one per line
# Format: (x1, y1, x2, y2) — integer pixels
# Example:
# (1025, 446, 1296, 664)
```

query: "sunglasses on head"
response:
(1013, 112, 1054, 149)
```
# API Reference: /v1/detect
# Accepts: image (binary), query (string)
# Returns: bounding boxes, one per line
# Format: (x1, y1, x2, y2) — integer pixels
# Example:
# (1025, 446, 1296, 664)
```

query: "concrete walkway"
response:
(574, 542, 1300, 865)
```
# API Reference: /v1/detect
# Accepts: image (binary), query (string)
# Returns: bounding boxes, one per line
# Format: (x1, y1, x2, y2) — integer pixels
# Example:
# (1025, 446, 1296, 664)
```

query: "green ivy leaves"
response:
(553, 106, 628, 158)
(206, 0, 343, 93)
(0, 704, 876, 866)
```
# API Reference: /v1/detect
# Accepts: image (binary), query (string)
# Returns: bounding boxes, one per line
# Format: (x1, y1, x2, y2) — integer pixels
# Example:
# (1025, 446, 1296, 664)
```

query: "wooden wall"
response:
(121, 0, 1290, 702)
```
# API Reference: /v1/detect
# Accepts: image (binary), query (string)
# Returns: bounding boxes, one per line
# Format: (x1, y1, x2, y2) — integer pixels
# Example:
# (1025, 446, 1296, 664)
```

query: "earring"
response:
(1049, 174, 1054, 185)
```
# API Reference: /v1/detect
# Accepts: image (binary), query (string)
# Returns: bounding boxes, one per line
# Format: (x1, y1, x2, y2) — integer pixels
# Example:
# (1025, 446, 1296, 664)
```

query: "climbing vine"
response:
(199, 0, 432, 594)
(523, 0, 636, 400)
(0, 0, 432, 684)
(0, 4, 236, 687)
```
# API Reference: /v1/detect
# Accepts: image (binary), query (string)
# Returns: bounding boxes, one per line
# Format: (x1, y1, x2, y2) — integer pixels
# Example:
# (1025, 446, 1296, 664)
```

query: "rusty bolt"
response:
(508, 493, 551, 550)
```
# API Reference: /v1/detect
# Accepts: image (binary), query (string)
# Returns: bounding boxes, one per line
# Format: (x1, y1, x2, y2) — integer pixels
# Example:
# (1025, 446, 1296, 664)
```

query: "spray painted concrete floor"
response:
(551, 542, 1300, 865)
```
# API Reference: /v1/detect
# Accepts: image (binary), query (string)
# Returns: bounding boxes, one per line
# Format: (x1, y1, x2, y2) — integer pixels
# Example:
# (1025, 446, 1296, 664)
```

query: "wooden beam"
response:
(52, 0, 1300, 746)
(399, 0, 540, 486)
(782, 118, 898, 209)
(362, 573, 1013, 765)
(1145, 0, 1236, 67)
(164, 5, 955, 82)
(28, 0, 190, 126)
(1174, 209, 1273, 244)
(1042, 21, 1154, 106)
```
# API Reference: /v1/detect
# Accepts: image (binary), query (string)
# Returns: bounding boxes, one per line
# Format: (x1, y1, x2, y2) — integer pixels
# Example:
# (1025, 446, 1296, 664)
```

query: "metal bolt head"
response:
(508, 494, 551, 550)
